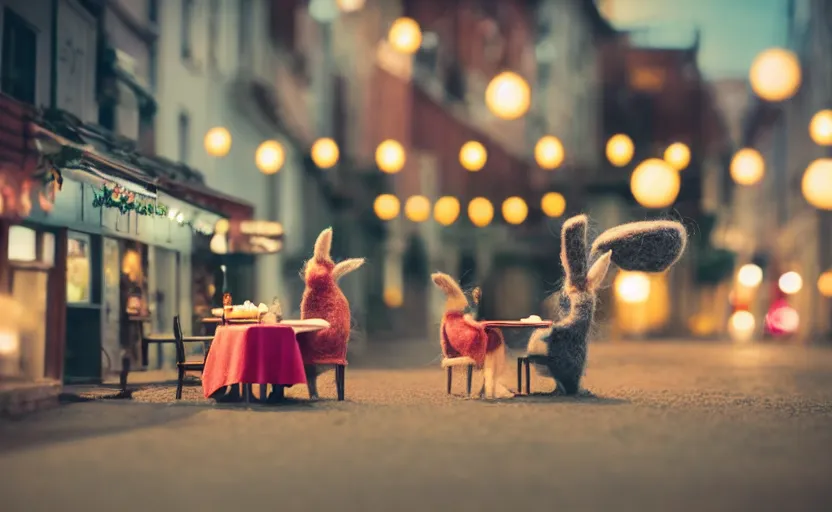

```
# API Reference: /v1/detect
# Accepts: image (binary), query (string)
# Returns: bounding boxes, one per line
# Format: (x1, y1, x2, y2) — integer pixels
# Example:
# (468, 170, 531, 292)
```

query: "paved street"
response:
(2, 341, 832, 511)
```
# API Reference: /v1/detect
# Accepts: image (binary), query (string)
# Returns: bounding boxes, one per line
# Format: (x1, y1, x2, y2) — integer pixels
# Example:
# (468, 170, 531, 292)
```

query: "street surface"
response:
(2, 341, 832, 511)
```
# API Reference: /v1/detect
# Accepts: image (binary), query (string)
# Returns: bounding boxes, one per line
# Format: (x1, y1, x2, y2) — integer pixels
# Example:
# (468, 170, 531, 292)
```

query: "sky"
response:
(601, 0, 790, 80)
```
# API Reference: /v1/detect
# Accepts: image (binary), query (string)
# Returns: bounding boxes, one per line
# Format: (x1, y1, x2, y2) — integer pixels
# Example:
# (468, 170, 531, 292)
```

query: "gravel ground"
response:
(1, 341, 832, 511)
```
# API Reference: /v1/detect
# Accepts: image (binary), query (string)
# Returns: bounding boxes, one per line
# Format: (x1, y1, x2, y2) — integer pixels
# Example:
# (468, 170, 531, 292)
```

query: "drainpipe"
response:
(49, 0, 59, 108)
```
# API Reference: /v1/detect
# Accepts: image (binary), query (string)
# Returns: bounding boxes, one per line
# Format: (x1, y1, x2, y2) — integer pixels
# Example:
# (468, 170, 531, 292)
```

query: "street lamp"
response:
(809, 110, 832, 146)
(485, 71, 531, 120)
(749, 48, 802, 102)
(433, 196, 460, 226)
(801, 158, 832, 210)
(730, 148, 765, 186)
(606, 134, 634, 167)
(501, 197, 528, 225)
(375, 140, 406, 174)
(404, 195, 431, 222)
(663, 142, 690, 171)
(468, 197, 494, 227)
(615, 271, 651, 304)
(778, 271, 803, 295)
(383, 287, 404, 308)
(310, 137, 339, 169)
(459, 141, 487, 172)
(540, 192, 566, 218)
(818, 270, 832, 297)
(737, 263, 763, 288)
(630, 158, 680, 209)
(255, 140, 285, 174)
(388, 17, 422, 54)
(373, 194, 400, 220)
(534, 136, 565, 170)
(204, 127, 232, 157)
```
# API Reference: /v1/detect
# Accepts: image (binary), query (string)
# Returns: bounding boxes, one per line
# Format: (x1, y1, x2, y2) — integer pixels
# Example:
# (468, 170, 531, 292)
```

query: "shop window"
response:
(41, 232, 55, 267)
(67, 232, 92, 304)
(7, 225, 37, 262)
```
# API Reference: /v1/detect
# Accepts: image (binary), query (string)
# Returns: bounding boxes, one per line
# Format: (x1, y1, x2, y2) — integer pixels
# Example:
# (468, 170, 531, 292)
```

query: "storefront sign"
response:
(211, 219, 285, 255)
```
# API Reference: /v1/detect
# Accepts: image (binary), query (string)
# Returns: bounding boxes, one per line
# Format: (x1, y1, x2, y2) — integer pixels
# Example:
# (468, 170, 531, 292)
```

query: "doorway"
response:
(9, 269, 48, 380)
(151, 247, 179, 368)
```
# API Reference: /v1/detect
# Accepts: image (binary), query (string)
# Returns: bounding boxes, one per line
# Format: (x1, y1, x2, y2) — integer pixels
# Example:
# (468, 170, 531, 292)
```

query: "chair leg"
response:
(517, 357, 523, 394)
(175, 367, 184, 400)
(336, 365, 346, 401)
(446, 367, 453, 394)
(524, 358, 531, 395)
(466, 365, 473, 396)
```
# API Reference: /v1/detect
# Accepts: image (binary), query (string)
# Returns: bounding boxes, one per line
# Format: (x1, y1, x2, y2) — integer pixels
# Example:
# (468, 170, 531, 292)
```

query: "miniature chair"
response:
(173, 315, 214, 400)
(441, 335, 476, 396)
(516, 356, 532, 395)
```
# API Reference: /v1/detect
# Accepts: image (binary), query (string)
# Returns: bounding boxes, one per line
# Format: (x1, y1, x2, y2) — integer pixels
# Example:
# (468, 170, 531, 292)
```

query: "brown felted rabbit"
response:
(527, 215, 688, 394)
(299, 228, 365, 399)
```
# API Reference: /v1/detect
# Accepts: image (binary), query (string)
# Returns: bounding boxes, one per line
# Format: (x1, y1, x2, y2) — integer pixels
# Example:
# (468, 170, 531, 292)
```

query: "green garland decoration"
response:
(91, 184, 168, 216)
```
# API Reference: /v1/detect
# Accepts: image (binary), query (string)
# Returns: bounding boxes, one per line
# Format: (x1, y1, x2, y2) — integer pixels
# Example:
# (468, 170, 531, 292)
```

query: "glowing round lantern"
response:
(663, 142, 690, 171)
(375, 140, 406, 174)
(606, 134, 634, 167)
(778, 271, 803, 295)
(383, 287, 404, 308)
(459, 141, 487, 172)
(801, 158, 832, 210)
(737, 264, 763, 288)
(404, 195, 431, 222)
(749, 48, 801, 102)
(204, 127, 232, 157)
(540, 192, 566, 218)
(809, 110, 832, 146)
(501, 197, 528, 225)
(336, 0, 365, 13)
(730, 148, 765, 186)
(433, 196, 460, 226)
(615, 271, 650, 304)
(467, 197, 494, 227)
(255, 140, 285, 174)
(630, 158, 680, 209)
(817, 270, 832, 297)
(388, 17, 422, 54)
(484, 71, 531, 120)
(534, 136, 565, 170)
(373, 194, 400, 220)
(311, 138, 339, 169)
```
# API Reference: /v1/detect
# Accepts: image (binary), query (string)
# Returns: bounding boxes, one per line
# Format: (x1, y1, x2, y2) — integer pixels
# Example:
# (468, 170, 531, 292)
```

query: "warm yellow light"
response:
(801, 158, 832, 210)
(630, 158, 680, 209)
(501, 197, 528, 225)
(737, 264, 763, 288)
(214, 218, 230, 235)
(730, 148, 765, 186)
(809, 110, 832, 146)
(606, 134, 634, 167)
(534, 136, 565, 170)
(433, 196, 460, 226)
(204, 127, 232, 157)
(383, 287, 404, 308)
(467, 197, 494, 227)
(404, 195, 431, 222)
(779, 271, 803, 295)
(373, 194, 400, 221)
(484, 71, 531, 121)
(375, 139, 406, 174)
(540, 192, 566, 218)
(459, 141, 487, 172)
(615, 271, 651, 304)
(336, 0, 365, 13)
(818, 270, 832, 297)
(255, 140, 285, 174)
(749, 48, 801, 102)
(311, 138, 339, 169)
(663, 142, 690, 171)
(388, 17, 422, 54)
(729, 310, 756, 342)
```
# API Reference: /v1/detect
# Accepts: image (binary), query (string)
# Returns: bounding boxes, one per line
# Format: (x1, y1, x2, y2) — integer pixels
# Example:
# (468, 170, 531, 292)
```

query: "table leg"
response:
(259, 384, 267, 403)
(524, 359, 531, 395)
(268, 385, 285, 402)
(517, 358, 523, 394)
(243, 384, 252, 403)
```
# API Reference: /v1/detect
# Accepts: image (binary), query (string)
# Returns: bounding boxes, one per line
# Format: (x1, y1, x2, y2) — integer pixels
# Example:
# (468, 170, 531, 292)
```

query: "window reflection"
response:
(67, 233, 91, 304)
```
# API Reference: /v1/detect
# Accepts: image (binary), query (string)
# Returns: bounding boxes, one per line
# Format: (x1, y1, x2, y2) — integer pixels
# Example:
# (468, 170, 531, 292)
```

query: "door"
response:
(151, 247, 179, 368)
(101, 237, 121, 374)
(10, 269, 48, 380)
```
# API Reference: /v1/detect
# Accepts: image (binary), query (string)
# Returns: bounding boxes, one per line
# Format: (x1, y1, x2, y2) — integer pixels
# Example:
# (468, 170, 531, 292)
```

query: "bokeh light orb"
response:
(606, 134, 634, 167)
(484, 71, 531, 120)
(630, 158, 680, 209)
(336, 0, 365, 13)
(778, 271, 803, 295)
(663, 142, 691, 171)
(817, 270, 832, 297)
(433, 196, 460, 226)
(737, 264, 763, 288)
(540, 192, 566, 218)
(375, 139, 406, 174)
(534, 136, 565, 170)
(749, 48, 802, 102)
(728, 310, 756, 342)
(383, 287, 404, 308)
(801, 158, 832, 210)
(467, 197, 494, 227)
(404, 195, 431, 222)
(373, 194, 400, 221)
(501, 197, 528, 225)
(204, 127, 232, 157)
(459, 141, 487, 172)
(388, 17, 422, 54)
(311, 138, 339, 169)
(809, 110, 832, 146)
(255, 140, 285, 174)
(730, 148, 765, 186)
(615, 271, 651, 304)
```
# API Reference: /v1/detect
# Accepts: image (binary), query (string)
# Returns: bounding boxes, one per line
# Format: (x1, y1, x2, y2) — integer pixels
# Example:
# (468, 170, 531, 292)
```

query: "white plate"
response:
(280, 318, 331, 334)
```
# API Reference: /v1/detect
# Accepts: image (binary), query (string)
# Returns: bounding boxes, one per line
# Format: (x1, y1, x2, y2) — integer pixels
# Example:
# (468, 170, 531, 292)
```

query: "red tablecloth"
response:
(202, 325, 307, 398)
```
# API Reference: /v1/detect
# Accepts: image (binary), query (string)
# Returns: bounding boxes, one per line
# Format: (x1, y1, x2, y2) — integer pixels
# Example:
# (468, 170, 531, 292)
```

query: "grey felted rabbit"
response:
(526, 215, 688, 395)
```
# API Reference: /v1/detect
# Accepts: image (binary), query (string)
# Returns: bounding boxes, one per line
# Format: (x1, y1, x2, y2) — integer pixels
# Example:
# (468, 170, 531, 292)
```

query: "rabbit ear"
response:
(590, 220, 688, 272)
(560, 215, 589, 286)
(587, 250, 612, 291)
(332, 258, 365, 281)
(471, 287, 482, 305)
(431, 272, 468, 311)
(313, 227, 333, 263)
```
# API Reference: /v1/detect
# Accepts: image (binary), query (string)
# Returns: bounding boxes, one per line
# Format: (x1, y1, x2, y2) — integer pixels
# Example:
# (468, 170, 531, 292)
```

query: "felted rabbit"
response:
(299, 228, 365, 399)
(432, 273, 513, 399)
(527, 215, 688, 395)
